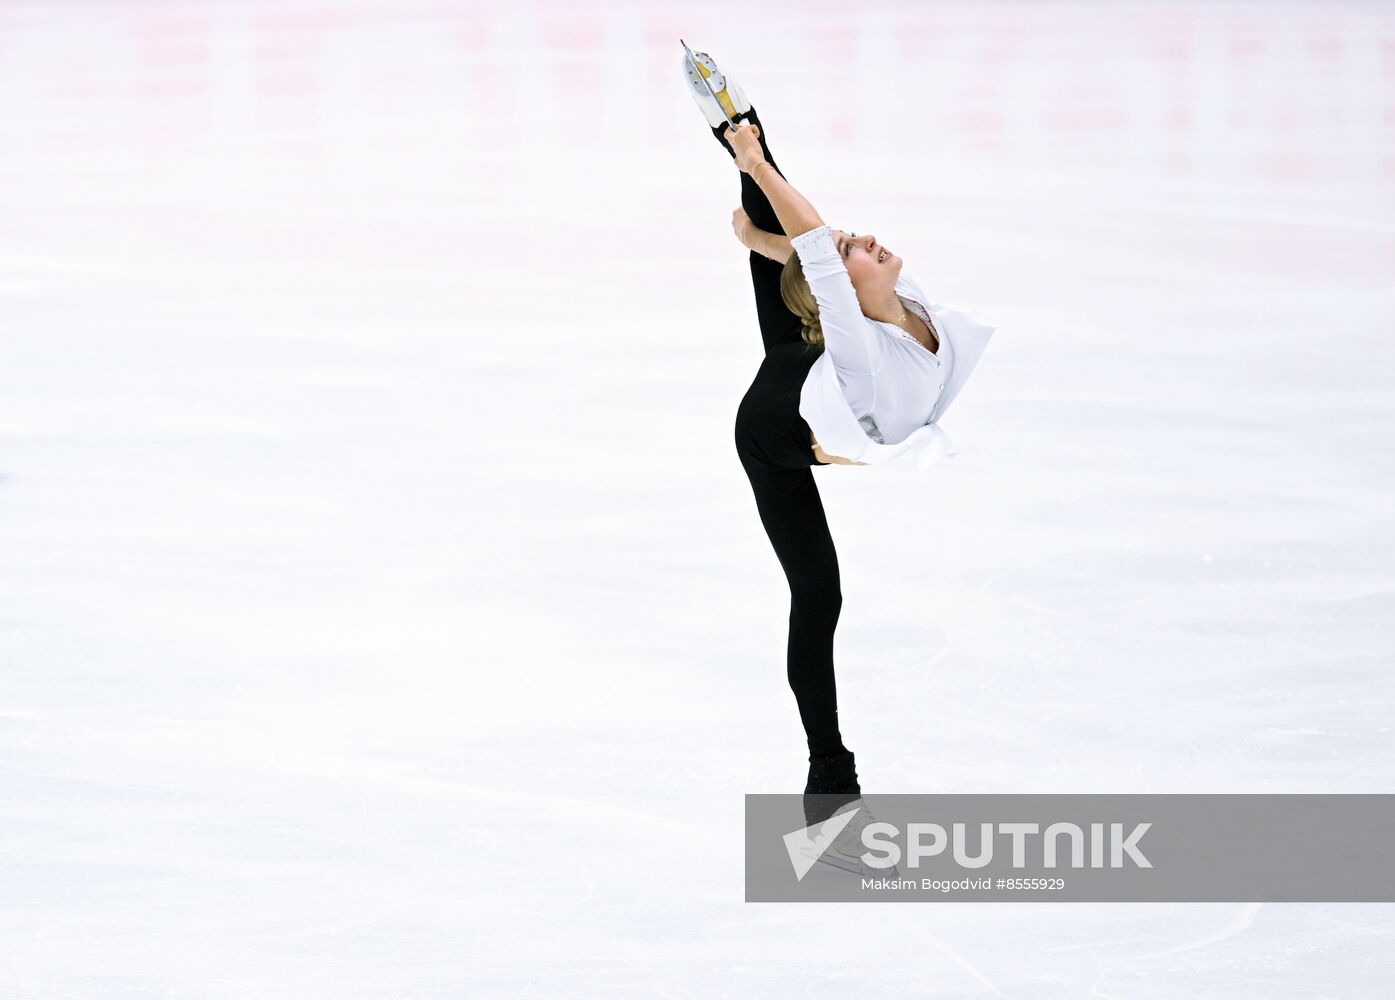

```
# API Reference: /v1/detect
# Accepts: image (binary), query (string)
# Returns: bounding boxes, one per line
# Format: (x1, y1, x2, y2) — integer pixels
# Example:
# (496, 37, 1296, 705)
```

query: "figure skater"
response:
(683, 50, 995, 834)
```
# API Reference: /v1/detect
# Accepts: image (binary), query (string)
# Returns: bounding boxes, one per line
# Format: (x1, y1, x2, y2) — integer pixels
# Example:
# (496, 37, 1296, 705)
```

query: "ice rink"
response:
(2, 1, 1393, 996)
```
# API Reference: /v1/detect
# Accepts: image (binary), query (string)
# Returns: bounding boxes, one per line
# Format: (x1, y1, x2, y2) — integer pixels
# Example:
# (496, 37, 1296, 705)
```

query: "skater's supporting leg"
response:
(734, 351, 860, 793)
(737, 453, 853, 762)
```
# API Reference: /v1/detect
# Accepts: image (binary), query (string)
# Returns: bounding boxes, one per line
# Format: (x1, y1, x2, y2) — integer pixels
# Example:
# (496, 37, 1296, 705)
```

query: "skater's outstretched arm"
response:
(724, 122, 885, 379)
(723, 123, 822, 237)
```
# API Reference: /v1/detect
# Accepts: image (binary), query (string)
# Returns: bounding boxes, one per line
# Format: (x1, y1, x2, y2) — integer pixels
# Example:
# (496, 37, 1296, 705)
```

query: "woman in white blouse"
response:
(727, 121, 994, 474)
(689, 51, 993, 826)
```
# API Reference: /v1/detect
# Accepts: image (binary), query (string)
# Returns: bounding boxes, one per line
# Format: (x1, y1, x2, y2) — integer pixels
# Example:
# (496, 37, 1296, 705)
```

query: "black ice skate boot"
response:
(795, 794, 905, 880)
(804, 748, 861, 827)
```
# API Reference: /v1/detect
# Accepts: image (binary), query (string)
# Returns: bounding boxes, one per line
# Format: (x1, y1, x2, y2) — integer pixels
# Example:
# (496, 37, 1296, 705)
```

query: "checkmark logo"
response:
(782, 804, 862, 881)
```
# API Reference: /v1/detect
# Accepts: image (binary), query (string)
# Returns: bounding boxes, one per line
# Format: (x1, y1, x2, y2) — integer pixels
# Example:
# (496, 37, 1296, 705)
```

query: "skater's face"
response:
(833, 230, 902, 303)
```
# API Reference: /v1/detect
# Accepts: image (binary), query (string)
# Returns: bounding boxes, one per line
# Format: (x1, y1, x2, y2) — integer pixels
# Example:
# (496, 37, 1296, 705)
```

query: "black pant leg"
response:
(712, 108, 805, 355)
(736, 453, 857, 767)
(734, 343, 860, 800)
(748, 253, 804, 357)
(711, 106, 784, 233)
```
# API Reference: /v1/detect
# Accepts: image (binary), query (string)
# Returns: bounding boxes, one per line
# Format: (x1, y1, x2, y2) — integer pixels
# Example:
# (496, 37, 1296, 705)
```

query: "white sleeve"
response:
(790, 225, 885, 378)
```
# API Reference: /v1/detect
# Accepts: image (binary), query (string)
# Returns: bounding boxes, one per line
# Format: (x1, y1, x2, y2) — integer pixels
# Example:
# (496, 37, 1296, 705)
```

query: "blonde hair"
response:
(780, 253, 823, 347)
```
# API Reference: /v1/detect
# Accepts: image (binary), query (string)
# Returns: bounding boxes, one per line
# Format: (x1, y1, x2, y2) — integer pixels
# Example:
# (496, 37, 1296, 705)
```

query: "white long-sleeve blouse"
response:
(790, 225, 995, 470)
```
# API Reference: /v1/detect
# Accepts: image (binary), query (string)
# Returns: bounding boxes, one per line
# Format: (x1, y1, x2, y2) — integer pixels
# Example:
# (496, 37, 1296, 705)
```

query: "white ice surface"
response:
(2, 1, 1393, 997)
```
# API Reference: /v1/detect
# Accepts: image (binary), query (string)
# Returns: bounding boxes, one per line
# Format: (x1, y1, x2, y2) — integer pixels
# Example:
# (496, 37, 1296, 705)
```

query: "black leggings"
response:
(716, 109, 861, 805)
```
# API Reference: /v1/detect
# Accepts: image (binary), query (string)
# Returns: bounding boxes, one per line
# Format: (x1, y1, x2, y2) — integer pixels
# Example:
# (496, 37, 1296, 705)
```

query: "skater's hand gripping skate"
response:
(723, 122, 765, 174)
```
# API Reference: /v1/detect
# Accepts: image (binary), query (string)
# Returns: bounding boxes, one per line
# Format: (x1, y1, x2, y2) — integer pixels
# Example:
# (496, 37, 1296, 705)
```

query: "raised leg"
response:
(713, 108, 804, 356)
(711, 106, 784, 233)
